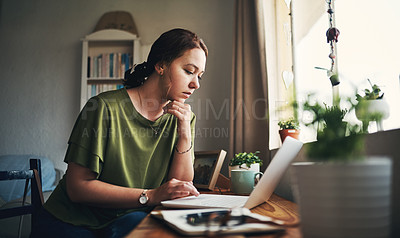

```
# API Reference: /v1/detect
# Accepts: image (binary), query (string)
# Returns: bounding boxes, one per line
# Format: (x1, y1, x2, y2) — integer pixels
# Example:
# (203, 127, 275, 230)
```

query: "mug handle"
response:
(253, 172, 263, 187)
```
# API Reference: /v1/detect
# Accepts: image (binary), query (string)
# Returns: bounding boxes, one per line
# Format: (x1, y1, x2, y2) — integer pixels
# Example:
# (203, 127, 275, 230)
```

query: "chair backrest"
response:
(0, 158, 44, 230)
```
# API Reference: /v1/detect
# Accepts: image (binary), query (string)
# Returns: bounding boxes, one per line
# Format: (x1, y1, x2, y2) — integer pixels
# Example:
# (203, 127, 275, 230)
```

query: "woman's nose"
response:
(190, 77, 200, 90)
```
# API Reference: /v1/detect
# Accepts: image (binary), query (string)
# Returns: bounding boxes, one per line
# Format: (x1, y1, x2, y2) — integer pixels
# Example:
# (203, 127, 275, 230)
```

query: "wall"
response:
(0, 0, 234, 171)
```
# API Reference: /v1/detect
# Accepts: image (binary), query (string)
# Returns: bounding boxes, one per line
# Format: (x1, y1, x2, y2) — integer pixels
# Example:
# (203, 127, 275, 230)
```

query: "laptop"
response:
(161, 136, 303, 209)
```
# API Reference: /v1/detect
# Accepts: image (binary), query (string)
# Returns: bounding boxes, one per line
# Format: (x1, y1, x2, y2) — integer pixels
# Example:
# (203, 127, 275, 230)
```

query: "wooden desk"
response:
(126, 193, 301, 237)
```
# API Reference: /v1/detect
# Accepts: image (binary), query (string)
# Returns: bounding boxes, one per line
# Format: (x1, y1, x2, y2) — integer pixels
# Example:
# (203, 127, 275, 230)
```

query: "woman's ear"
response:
(155, 63, 165, 76)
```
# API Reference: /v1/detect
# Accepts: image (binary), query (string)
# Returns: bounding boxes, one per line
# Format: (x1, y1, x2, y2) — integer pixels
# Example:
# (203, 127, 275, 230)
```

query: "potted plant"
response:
(278, 118, 300, 143)
(290, 94, 392, 238)
(355, 79, 389, 131)
(228, 151, 263, 177)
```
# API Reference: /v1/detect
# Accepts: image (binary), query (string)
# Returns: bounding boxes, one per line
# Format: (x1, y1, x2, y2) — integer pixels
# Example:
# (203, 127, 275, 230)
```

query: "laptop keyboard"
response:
(161, 194, 250, 208)
(197, 195, 248, 208)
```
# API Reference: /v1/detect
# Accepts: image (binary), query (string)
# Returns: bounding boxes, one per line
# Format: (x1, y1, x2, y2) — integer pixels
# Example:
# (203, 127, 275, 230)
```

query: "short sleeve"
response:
(65, 97, 110, 175)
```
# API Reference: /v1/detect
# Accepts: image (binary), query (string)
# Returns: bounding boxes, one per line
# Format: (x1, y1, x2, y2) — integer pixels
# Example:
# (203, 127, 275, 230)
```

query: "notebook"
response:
(161, 136, 303, 209)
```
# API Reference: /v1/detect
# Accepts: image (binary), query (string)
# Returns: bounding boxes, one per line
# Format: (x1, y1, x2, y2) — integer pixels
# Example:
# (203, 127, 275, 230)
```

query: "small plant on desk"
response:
(228, 151, 262, 177)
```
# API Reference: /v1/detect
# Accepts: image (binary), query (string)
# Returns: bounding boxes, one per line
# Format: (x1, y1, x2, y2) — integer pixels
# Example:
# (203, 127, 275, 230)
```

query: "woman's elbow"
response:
(66, 180, 84, 203)
(65, 162, 97, 203)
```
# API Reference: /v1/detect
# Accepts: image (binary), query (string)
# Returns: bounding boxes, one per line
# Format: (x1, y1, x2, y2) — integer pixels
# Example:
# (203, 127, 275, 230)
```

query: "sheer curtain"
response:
(229, 0, 270, 167)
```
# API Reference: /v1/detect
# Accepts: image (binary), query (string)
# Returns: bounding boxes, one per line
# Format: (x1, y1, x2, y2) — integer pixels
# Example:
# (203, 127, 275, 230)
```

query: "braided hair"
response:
(123, 28, 208, 88)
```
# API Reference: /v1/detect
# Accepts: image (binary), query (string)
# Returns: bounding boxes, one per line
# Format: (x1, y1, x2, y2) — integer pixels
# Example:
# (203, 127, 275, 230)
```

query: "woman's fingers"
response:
(150, 179, 199, 205)
(171, 191, 190, 199)
(164, 101, 192, 138)
(164, 101, 191, 120)
(167, 179, 199, 198)
(180, 180, 200, 196)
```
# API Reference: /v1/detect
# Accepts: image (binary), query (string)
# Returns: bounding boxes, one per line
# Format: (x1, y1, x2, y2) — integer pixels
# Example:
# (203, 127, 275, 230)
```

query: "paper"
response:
(151, 208, 284, 236)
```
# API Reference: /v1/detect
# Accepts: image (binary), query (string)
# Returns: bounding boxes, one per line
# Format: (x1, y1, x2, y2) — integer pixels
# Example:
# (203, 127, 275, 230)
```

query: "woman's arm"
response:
(66, 162, 198, 208)
(168, 135, 194, 181)
(164, 100, 195, 181)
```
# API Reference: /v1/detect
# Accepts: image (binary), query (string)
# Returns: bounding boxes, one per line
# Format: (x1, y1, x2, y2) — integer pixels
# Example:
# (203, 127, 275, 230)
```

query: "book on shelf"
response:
(87, 53, 132, 79)
(87, 56, 91, 78)
(86, 84, 124, 99)
(103, 53, 109, 78)
(109, 53, 114, 78)
(97, 55, 102, 78)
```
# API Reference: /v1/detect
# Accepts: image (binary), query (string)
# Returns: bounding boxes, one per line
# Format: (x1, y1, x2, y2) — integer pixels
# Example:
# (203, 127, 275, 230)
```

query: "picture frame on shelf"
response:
(193, 150, 227, 190)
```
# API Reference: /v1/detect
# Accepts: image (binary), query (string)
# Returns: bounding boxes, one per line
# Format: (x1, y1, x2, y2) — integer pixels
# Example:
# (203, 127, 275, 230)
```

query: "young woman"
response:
(31, 28, 208, 238)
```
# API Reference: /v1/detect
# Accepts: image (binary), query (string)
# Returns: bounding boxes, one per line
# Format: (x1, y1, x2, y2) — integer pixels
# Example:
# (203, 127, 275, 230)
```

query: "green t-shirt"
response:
(44, 88, 196, 229)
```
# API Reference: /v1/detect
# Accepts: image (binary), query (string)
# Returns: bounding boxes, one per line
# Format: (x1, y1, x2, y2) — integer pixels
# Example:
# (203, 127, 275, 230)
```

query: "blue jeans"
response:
(30, 207, 148, 238)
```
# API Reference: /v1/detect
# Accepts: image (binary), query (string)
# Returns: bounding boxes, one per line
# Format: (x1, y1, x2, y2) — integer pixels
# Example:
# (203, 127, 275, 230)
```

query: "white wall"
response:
(0, 0, 234, 171)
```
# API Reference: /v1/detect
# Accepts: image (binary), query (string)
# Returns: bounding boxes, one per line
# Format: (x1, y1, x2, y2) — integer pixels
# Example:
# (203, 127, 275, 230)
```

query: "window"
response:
(288, 0, 400, 144)
(264, 0, 296, 149)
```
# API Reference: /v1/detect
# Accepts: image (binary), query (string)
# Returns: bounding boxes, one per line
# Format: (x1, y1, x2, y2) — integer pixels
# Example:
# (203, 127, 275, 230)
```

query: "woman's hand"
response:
(147, 178, 199, 206)
(164, 100, 192, 138)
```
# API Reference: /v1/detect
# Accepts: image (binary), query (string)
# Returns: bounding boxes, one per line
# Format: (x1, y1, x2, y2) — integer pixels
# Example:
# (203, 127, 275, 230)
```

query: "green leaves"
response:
(229, 151, 263, 167)
(300, 94, 364, 161)
(278, 118, 300, 130)
(356, 79, 384, 101)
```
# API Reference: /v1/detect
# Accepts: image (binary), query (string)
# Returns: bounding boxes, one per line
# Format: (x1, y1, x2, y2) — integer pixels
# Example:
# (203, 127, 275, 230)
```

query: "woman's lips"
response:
(183, 92, 192, 98)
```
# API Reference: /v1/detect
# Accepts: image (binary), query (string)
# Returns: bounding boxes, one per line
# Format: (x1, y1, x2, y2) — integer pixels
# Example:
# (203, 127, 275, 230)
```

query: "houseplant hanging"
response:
(278, 118, 300, 143)
(290, 94, 392, 238)
(228, 151, 262, 177)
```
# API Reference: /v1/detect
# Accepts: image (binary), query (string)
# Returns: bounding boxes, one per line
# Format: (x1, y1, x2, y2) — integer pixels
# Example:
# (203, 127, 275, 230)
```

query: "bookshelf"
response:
(80, 29, 141, 109)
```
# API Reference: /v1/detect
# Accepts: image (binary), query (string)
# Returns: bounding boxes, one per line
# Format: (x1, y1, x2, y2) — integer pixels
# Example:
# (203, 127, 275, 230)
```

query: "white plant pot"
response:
(229, 163, 260, 178)
(355, 99, 390, 131)
(291, 157, 392, 238)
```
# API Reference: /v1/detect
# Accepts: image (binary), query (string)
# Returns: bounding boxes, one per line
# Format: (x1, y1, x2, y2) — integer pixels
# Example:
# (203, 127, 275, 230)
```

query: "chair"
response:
(0, 159, 44, 238)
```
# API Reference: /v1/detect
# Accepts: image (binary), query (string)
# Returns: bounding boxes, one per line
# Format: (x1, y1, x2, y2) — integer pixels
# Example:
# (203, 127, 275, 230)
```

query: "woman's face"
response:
(162, 48, 206, 102)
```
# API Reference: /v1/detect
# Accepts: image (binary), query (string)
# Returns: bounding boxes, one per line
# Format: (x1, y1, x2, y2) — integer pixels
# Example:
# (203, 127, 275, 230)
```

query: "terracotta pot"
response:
(279, 129, 300, 143)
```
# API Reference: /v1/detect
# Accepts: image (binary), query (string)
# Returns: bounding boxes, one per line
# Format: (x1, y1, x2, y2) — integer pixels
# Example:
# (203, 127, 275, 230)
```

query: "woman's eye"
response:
(185, 69, 202, 80)
(184, 69, 193, 75)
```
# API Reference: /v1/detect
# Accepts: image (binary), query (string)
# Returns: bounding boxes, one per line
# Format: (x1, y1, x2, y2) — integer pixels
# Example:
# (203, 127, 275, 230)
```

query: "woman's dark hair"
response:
(123, 28, 208, 88)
